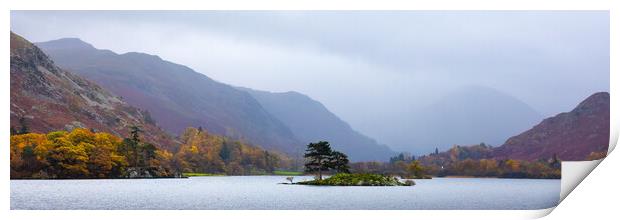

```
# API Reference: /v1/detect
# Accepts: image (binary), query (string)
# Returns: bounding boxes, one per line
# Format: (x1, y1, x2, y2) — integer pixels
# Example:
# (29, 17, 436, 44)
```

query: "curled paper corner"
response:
(559, 160, 603, 203)
(610, 112, 619, 153)
(535, 159, 604, 218)
(556, 129, 618, 206)
(524, 164, 608, 219)
(532, 207, 556, 219)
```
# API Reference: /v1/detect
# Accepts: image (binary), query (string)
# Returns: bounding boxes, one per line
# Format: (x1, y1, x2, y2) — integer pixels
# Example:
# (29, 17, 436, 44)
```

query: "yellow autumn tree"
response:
(176, 127, 290, 175)
(10, 133, 48, 178)
(10, 128, 132, 179)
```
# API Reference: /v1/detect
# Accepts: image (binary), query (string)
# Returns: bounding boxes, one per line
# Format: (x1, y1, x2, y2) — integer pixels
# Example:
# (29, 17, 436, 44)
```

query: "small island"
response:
(297, 173, 415, 186)
(291, 141, 418, 186)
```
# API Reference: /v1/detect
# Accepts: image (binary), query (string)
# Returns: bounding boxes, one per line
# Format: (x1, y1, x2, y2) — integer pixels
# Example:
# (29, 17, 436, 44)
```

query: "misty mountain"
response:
(36, 38, 397, 160)
(401, 86, 543, 155)
(493, 92, 610, 161)
(10, 32, 177, 149)
(37, 38, 302, 155)
(241, 88, 395, 161)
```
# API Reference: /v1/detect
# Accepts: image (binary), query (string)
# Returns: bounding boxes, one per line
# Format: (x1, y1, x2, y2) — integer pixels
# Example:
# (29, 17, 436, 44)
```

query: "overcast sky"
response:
(11, 11, 609, 149)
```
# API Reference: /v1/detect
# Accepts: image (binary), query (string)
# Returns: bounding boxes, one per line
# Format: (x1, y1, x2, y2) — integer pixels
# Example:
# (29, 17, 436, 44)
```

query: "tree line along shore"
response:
(10, 123, 561, 180)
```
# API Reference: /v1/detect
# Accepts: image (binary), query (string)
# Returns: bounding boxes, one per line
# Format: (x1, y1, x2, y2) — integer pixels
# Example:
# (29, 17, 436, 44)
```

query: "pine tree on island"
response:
(303, 141, 350, 180)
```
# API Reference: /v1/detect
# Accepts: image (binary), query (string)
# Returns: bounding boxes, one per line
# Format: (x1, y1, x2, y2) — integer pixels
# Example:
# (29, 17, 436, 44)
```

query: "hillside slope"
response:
(10, 32, 176, 149)
(37, 38, 302, 154)
(493, 92, 610, 161)
(242, 88, 395, 161)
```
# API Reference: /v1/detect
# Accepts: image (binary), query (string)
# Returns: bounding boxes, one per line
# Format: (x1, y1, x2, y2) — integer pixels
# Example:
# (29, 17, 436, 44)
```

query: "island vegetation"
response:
(296, 141, 414, 186)
(303, 141, 350, 180)
(297, 173, 414, 186)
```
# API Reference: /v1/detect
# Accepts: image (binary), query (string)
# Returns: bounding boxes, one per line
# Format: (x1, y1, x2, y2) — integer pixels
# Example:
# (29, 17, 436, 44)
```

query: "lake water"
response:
(11, 176, 559, 210)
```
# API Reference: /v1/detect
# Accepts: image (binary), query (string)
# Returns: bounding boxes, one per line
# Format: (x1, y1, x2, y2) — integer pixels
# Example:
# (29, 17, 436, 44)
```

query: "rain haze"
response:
(10, 11, 609, 153)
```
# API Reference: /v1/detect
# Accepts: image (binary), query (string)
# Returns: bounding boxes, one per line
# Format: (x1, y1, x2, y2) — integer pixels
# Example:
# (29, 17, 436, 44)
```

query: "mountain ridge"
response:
(10, 32, 177, 150)
(492, 92, 610, 161)
(37, 37, 396, 160)
(37, 37, 303, 155)
(240, 87, 395, 161)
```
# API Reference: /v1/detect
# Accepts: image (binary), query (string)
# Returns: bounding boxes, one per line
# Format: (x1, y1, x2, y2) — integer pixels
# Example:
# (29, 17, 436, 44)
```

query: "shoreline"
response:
(10, 175, 561, 180)
(438, 175, 500, 179)
(433, 175, 560, 180)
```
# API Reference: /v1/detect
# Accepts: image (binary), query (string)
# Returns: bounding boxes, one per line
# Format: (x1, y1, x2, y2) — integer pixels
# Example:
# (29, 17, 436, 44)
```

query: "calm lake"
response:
(11, 176, 559, 210)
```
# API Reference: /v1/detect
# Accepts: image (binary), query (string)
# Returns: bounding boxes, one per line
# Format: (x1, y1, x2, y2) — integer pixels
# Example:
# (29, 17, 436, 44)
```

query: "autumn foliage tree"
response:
(175, 127, 290, 175)
(10, 127, 309, 179)
(10, 127, 180, 179)
(415, 144, 560, 178)
(349, 144, 561, 179)
(10, 129, 128, 178)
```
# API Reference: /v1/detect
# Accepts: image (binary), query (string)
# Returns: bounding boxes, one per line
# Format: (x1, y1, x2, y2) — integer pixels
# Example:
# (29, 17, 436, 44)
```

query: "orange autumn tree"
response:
(176, 127, 289, 175)
(10, 128, 130, 178)
(10, 133, 49, 178)
(10, 127, 293, 179)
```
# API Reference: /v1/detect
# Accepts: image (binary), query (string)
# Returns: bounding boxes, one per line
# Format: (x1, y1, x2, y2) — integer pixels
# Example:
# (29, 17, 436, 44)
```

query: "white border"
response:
(2, 0, 615, 10)
(2, 0, 617, 219)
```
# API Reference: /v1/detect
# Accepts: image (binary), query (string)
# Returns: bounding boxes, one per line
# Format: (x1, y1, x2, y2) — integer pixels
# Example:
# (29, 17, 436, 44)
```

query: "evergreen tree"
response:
(130, 125, 142, 167)
(220, 141, 232, 162)
(141, 143, 157, 167)
(119, 138, 134, 166)
(330, 151, 350, 173)
(130, 125, 142, 143)
(304, 141, 333, 180)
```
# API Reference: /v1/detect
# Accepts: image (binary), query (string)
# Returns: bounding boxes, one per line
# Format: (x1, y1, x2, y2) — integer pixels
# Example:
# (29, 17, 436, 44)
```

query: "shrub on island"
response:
(297, 173, 414, 186)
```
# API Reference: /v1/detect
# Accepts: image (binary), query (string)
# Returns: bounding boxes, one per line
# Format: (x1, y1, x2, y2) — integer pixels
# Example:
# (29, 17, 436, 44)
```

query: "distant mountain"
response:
(10, 32, 176, 149)
(241, 88, 395, 161)
(493, 92, 610, 161)
(37, 38, 302, 155)
(403, 86, 543, 154)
